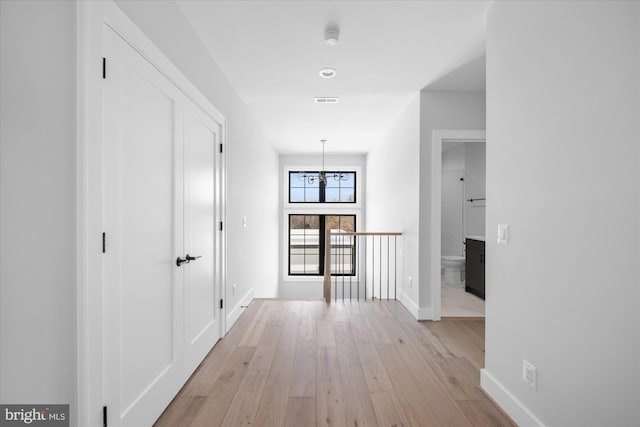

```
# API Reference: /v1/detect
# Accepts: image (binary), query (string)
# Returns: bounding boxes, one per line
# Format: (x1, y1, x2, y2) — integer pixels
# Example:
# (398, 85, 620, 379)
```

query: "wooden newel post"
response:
(324, 229, 332, 303)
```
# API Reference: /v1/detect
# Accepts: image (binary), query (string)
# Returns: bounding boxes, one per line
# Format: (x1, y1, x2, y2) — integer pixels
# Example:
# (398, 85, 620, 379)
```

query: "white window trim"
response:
(282, 165, 362, 282)
(283, 165, 362, 209)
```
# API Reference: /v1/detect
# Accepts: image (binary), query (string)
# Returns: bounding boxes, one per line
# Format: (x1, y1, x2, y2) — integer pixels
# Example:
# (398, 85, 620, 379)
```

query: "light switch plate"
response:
(522, 360, 537, 390)
(497, 224, 509, 244)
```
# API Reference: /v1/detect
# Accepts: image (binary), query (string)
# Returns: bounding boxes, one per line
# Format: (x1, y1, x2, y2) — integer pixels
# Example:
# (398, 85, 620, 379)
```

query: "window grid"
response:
(288, 214, 355, 276)
(289, 171, 356, 203)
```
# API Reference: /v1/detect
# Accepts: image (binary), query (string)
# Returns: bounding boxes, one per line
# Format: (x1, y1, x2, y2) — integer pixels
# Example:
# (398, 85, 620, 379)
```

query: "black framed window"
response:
(289, 171, 356, 203)
(288, 214, 355, 276)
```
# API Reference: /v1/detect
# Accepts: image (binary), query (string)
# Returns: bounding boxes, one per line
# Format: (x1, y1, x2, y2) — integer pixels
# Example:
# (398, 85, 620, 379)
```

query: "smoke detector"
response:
(324, 25, 339, 46)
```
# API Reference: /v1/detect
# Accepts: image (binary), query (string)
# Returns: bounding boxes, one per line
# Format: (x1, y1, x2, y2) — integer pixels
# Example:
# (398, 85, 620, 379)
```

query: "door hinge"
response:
(219, 143, 223, 153)
(103, 406, 107, 427)
(220, 299, 224, 309)
(102, 57, 106, 79)
(102, 232, 106, 253)
(219, 221, 223, 231)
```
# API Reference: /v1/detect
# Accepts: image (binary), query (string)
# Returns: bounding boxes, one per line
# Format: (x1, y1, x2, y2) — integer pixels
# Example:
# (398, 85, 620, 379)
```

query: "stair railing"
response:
(324, 231, 402, 303)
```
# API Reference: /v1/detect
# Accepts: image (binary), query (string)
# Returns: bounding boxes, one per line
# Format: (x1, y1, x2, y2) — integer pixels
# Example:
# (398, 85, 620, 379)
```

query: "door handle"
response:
(176, 257, 189, 267)
(186, 254, 202, 262)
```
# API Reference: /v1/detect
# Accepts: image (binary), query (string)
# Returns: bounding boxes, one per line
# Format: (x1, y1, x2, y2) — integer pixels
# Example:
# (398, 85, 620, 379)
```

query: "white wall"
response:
(367, 95, 421, 316)
(484, 2, 640, 426)
(227, 100, 280, 302)
(442, 143, 465, 256)
(279, 154, 365, 298)
(441, 141, 486, 258)
(114, 1, 280, 310)
(464, 141, 486, 237)
(419, 90, 486, 310)
(442, 143, 466, 170)
(638, 4, 640, 411)
(0, 0, 77, 412)
(1, 0, 279, 420)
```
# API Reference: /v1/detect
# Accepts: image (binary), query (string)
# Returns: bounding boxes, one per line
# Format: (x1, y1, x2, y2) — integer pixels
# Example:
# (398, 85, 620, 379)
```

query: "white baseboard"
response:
(481, 369, 546, 427)
(397, 290, 433, 320)
(417, 306, 433, 321)
(226, 287, 254, 333)
(397, 289, 419, 319)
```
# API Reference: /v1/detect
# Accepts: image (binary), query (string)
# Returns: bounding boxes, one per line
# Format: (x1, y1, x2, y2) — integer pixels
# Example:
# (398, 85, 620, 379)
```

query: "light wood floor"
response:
(441, 282, 485, 317)
(154, 299, 514, 427)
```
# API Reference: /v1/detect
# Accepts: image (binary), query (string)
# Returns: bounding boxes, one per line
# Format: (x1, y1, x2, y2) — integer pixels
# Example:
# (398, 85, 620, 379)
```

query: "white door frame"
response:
(77, 2, 226, 425)
(430, 130, 486, 321)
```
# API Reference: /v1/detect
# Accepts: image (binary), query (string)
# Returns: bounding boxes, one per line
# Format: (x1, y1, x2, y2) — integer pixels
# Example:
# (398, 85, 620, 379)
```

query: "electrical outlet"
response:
(522, 360, 537, 390)
(408, 276, 413, 288)
(232, 283, 237, 295)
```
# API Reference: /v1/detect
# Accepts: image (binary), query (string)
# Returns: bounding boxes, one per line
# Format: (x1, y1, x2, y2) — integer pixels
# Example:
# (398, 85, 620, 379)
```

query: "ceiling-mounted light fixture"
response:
(319, 68, 336, 78)
(298, 139, 348, 185)
(324, 24, 340, 46)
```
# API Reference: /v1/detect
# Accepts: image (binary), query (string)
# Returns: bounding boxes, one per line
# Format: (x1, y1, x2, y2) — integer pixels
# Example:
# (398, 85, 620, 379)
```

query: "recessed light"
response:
(319, 68, 336, 79)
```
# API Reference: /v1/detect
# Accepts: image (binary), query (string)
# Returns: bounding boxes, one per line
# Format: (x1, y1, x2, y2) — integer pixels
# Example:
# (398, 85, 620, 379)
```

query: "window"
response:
(288, 214, 355, 276)
(289, 171, 356, 203)
(284, 165, 361, 281)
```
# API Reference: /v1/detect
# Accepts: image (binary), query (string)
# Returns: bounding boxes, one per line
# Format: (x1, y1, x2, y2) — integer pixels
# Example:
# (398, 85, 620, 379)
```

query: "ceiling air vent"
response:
(315, 97, 340, 104)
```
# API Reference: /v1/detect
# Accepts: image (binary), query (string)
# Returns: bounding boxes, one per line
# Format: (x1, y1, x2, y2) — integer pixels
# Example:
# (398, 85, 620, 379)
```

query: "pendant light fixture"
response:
(298, 139, 348, 185)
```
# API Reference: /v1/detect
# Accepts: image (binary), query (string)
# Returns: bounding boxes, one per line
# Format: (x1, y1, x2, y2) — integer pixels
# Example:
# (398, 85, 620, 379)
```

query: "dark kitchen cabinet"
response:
(465, 238, 485, 300)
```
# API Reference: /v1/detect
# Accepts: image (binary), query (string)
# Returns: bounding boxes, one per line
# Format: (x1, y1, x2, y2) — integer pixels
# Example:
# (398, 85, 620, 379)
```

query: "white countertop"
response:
(466, 235, 486, 242)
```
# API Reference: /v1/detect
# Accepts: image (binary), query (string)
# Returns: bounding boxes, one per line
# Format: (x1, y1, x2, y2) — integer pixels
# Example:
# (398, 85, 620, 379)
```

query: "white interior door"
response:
(183, 100, 223, 375)
(103, 27, 185, 426)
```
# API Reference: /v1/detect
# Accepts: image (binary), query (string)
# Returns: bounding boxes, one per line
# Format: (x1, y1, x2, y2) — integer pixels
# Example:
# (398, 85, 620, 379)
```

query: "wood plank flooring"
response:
(154, 299, 514, 427)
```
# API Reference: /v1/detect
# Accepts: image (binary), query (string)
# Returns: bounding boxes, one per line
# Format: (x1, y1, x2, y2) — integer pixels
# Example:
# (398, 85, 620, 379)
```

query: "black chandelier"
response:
(297, 139, 348, 185)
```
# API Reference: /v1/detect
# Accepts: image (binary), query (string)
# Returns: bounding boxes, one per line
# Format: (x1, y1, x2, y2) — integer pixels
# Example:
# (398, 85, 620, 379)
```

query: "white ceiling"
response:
(176, 0, 490, 154)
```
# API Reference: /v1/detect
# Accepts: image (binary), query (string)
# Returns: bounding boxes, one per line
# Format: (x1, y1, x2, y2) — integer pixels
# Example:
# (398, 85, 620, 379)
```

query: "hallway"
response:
(155, 299, 512, 426)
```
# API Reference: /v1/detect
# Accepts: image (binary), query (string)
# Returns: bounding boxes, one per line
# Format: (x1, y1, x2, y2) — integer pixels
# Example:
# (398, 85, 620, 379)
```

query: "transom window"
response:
(289, 171, 356, 203)
(288, 214, 355, 276)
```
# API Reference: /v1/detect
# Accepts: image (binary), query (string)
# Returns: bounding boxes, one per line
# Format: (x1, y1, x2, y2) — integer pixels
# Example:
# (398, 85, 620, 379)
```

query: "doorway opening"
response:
(430, 130, 486, 320)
